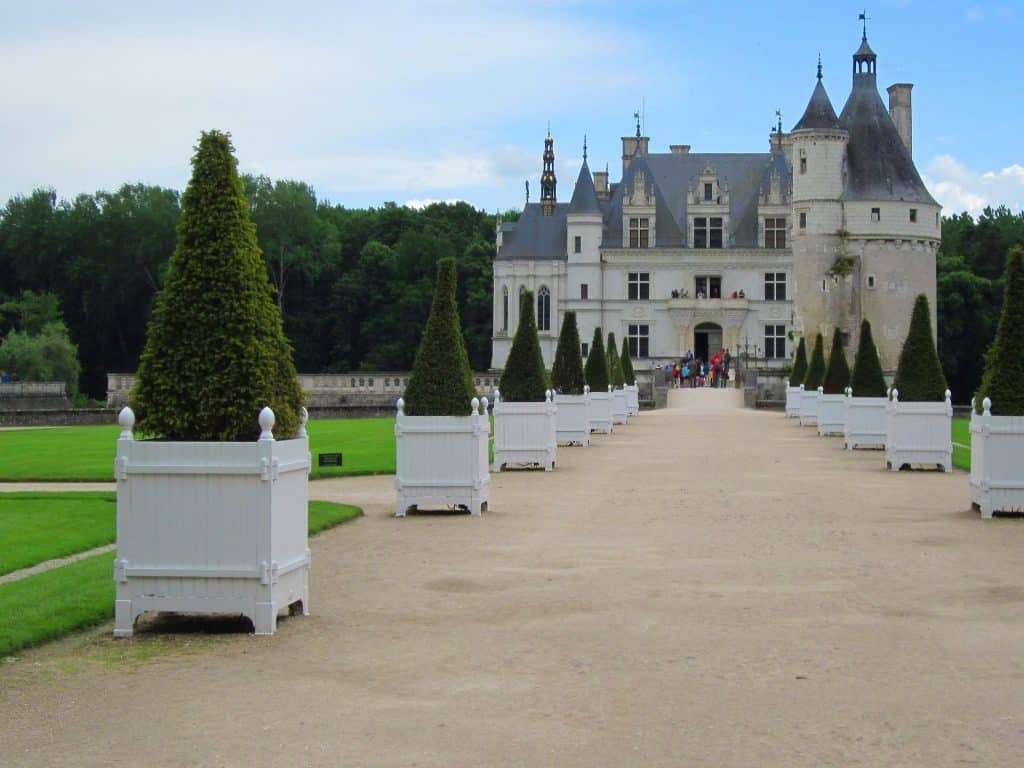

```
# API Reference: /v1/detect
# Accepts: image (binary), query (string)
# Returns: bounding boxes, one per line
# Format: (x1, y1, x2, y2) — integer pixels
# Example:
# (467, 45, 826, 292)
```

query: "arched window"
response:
(501, 286, 509, 333)
(537, 286, 551, 331)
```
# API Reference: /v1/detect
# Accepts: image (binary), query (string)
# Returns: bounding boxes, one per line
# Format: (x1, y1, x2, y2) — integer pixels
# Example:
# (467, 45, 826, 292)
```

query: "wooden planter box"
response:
(970, 398, 1024, 518)
(817, 388, 846, 436)
(785, 385, 802, 418)
(844, 390, 888, 449)
(799, 385, 819, 427)
(588, 387, 613, 434)
(492, 390, 557, 471)
(555, 392, 590, 446)
(612, 389, 628, 425)
(114, 407, 311, 637)
(625, 384, 640, 416)
(394, 397, 490, 516)
(885, 389, 952, 472)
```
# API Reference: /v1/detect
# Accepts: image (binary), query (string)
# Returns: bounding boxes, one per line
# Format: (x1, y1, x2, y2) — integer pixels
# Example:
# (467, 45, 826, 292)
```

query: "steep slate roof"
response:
(496, 203, 568, 260)
(567, 160, 602, 215)
(792, 80, 842, 131)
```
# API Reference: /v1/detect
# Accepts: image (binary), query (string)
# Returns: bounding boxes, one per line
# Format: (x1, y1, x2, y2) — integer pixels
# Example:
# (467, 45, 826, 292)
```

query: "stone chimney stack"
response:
(621, 135, 649, 176)
(886, 83, 913, 157)
(669, 144, 691, 154)
(593, 169, 609, 198)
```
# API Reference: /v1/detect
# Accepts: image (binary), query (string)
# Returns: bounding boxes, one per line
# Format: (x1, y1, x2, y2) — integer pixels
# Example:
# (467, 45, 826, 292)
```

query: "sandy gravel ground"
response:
(1, 389, 1023, 767)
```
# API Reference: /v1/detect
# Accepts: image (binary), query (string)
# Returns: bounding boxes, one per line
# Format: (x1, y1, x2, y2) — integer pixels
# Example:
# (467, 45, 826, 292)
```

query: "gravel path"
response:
(2, 389, 1023, 767)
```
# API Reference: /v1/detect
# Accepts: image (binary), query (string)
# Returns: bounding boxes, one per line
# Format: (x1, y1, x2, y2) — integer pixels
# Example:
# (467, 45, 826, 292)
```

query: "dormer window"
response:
(704, 183, 713, 201)
(629, 217, 650, 248)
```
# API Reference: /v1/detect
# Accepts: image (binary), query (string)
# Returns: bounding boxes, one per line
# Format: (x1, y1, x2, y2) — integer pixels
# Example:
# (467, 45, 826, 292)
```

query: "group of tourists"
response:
(664, 349, 732, 389)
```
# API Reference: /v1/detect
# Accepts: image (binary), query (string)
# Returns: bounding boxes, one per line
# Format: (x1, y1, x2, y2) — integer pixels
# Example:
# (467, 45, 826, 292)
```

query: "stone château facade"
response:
(491, 31, 940, 374)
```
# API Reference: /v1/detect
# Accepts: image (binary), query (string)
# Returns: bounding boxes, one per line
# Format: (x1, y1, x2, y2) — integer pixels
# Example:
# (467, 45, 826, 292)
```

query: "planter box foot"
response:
(252, 602, 277, 635)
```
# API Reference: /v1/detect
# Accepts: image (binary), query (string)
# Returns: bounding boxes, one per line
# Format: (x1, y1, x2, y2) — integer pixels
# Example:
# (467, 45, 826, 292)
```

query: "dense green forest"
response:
(0, 178, 1020, 403)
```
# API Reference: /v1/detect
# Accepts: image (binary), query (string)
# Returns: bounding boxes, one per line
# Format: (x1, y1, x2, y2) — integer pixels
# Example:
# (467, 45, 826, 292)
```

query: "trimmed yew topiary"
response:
(850, 319, 887, 397)
(585, 327, 609, 392)
(620, 340, 636, 386)
(550, 311, 585, 395)
(803, 333, 826, 391)
(402, 257, 476, 416)
(789, 337, 808, 386)
(975, 245, 1024, 415)
(822, 327, 851, 395)
(892, 294, 948, 402)
(498, 290, 548, 402)
(131, 130, 303, 441)
(607, 332, 625, 388)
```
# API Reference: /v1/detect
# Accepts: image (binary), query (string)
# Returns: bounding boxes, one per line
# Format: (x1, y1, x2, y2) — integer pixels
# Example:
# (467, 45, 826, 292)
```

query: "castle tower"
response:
(566, 138, 604, 312)
(540, 132, 557, 216)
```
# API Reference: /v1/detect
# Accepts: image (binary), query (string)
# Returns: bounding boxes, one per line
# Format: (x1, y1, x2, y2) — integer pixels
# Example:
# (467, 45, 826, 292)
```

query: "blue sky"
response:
(2, 1, 1021, 216)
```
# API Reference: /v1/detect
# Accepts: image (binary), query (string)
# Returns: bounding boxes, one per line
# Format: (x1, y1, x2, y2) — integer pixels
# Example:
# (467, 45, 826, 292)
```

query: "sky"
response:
(2, 0, 1022, 217)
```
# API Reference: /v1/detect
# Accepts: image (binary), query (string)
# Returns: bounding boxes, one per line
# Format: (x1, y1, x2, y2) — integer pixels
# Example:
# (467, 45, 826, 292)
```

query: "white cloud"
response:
(403, 198, 468, 210)
(922, 155, 1024, 216)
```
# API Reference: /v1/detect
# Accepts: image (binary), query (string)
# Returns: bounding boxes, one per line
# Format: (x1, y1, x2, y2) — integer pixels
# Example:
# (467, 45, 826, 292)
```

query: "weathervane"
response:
(634, 110, 641, 138)
(525, 180, 530, 205)
(859, 9, 870, 39)
(775, 109, 782, 134)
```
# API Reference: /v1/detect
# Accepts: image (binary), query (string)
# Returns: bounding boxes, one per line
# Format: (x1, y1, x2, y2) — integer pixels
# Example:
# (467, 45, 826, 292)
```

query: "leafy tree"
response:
(130, 131, 303, 440)
(850, 319, 887, 397)
(803, 333, 826, 391)
(789, 337, 807, 386)
(0, 322, 81, 395)
(0, 291, 62, 336)
(550, 311, 585, 395)
(975, 246, 1024, 415)
(584, 327, 609, 392)
(606, 332, 625, 388)
(822, 327, 850, 394)
(892, 294, 948, 402)
(402, 257, 476, 416)
(620, 340, 636, 385)
(498, 290, 547, 402)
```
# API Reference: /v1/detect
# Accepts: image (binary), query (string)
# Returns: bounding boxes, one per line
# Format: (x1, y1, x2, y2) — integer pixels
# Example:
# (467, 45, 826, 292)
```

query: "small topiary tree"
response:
(585, 327, 609, 392)
(975, 245, 1024, 415)
(803, 333, 826, 391)
(892, 294, 948, 402)
(789, 337, 808, 387)
(620, 340, 636, 386)
(607, 332, 625, 388)
(131, 130, 303, 441)
(498, 290, 548, 402)
(822, 327, 851, 394)
(402, 257, 476, 416)
(550, 311, 585, 395)
(850, 319, 887, 397)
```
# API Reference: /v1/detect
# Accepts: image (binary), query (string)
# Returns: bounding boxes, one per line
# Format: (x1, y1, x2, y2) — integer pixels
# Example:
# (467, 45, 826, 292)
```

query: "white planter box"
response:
(395, 397, 490, 516)
(588, 387, 613, 434)
(799, 385, 819, 427)
(885, 389, 952, 472)
(555, 391, 590, 446)
(970, 398, 1024, 518)
(785, 385, 802, 418)
(817, 388, 846, 436)
(114, 407, 311, 637)
(844, 391, 888, 449)
(612, 389, 628, 424)
(492, 390, 557, 471)
(625, 384, 640, 416)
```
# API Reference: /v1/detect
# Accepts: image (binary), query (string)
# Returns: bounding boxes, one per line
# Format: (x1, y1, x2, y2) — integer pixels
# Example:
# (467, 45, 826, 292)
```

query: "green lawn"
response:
(952, 417, 971, 471)
(0, 501, 361, 657)
(0, 492, 116, 576)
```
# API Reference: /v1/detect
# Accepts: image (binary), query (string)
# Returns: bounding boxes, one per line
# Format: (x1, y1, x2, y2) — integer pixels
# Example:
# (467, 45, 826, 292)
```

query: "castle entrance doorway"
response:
(694, 322, 722, 363)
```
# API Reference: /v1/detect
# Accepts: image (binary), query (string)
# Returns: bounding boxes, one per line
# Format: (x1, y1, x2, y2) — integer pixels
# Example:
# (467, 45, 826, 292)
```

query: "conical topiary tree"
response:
(402, 257, 476, 416)
(550, 311, 585, 395)
(607, 332, 625, 388)
(892, 294, 948, 402)
(789, 337, 808, 387)
(822, 327, 851, 394)
(850, 319, 888, 397)
(585, 327, 609, 392)
(803, 333, 826, 391)
(620, 340, 636, 386)
(975, 245, 1024, 415)
(498, 290, 548, 402)
(131, 130, 303, 441)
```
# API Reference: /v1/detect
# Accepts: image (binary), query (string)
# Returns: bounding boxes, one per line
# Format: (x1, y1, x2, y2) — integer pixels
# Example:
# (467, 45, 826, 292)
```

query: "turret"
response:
(566, 137, 603, 264)
(790, 57, 848, 222)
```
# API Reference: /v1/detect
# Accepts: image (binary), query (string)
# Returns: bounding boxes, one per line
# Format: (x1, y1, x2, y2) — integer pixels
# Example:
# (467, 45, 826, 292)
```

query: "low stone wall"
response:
(0, 408, 117, 428)
(0, 381, 72, 411)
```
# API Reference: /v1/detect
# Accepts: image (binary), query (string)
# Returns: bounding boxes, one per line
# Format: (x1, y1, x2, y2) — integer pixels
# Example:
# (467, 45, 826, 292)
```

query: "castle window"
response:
(866, 274, 877, 290)
(695, 276, 721, 299)
(537, 286, 551, 331)
(580, 283, 588, 300)
(799, 212, 807, 229)
(909, 209, 918, 223)
(694, 217, 723, 249)
(502, 287, 509, 332)
(765, 218, 787, 248)
(629, 217, 650, 248)
(627, 324, 649, 358)
(764, 272, 787, 301)
(936, 212, 940, 226)
(574, 235, 582, 253)
(799, 157, 807, 174)
(581, 342, 589, 358)
(764, 325, 786, 359)
(628, 272, 650, 301)
(704, 183, 713, 202)
(871, 208, 881, 222)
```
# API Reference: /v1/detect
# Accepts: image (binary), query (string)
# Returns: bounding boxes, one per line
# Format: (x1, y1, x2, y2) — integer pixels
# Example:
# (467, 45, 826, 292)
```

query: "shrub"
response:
(607, 332, 625, 388)
(402, 257, 476, 416)
(130, 131, 303, 440)
(892, 294, 948, 402)
(550, 311, 585, 395)
(789, 337, 807, 386)
(803, 333, 826, 391)
(850, 319, 887, 397)
(822, 327, 851, 394)
(498, 290, 548, 402)
(620, 340, 636, 386)
(975, 246, 1024, 415)
(584, 327, 609, 392)
(0, 322, 80, 395)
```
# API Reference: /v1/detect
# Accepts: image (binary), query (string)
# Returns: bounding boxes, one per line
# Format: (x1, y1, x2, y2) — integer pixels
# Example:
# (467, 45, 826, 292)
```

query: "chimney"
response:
(593, 170, 608, 198)
(887, 83, 913, 157)
(669, 144, 691, 154)
(621, 135, 649, 176)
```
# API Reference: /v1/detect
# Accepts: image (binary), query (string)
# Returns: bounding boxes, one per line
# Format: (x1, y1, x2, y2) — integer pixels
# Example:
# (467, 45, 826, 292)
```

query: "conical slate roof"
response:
(792, 80, 842, 132)
(568, 159, 601, 215)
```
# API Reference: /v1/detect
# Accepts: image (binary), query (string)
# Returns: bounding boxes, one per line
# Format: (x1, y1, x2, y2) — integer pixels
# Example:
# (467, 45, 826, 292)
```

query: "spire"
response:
(568, 156, 601, 216)
(853, 12, 877, 80)
(817, 53, 823, 82)
(540, 131, 557, 216)
(792, 58, 842, 132)
(582, 134, 588, 162)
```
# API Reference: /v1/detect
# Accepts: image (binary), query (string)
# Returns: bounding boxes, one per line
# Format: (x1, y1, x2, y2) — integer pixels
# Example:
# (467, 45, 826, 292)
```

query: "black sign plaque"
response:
(318, 452, 343, 467)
